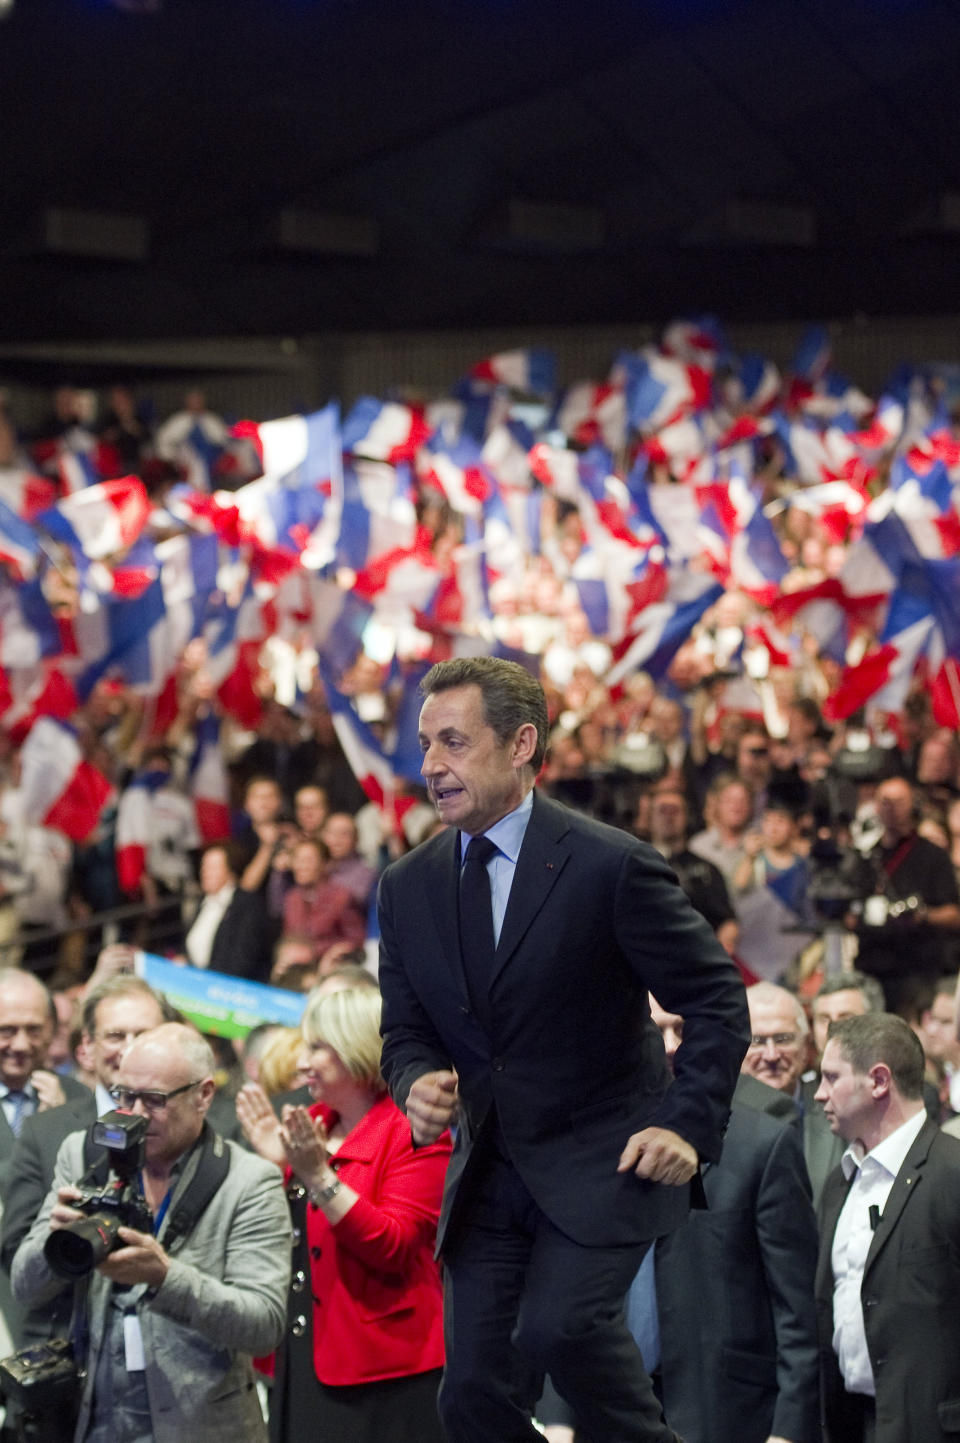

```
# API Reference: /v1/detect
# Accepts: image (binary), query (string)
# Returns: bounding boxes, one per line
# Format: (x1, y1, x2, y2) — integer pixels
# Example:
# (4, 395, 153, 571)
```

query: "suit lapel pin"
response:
(546, 862, 554, 870)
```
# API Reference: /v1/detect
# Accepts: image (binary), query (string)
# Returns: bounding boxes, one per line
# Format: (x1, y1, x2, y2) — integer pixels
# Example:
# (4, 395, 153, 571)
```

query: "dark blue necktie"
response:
(459, 835, 498, 1022)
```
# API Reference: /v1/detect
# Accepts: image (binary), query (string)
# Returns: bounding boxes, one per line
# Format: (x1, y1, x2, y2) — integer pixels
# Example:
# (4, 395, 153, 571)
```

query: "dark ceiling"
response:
(2, 0, 960, 347)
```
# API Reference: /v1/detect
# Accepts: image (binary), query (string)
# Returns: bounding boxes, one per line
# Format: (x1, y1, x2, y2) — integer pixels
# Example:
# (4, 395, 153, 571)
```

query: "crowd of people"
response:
(0, 336, 958, 1441)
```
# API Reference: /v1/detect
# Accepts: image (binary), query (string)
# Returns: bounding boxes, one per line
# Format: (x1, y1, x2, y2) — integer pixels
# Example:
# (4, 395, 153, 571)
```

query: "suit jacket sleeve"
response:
(612, 843, 749, 1162)
(330, 1131, 452, 1273)
(1, 1115, 58, 1275)
(378, 866, 454, 1112)
(755, 1118, 821, 1443)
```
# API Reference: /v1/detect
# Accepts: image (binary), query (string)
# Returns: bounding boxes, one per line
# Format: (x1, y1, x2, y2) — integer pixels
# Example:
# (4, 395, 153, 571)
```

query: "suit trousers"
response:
(438, 1122, 679, 1443)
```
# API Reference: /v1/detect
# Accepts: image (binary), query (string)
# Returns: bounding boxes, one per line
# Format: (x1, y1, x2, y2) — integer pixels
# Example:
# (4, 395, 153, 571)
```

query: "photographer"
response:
(852, 775, 960, 1019)
(9, 1025, 290, 1443)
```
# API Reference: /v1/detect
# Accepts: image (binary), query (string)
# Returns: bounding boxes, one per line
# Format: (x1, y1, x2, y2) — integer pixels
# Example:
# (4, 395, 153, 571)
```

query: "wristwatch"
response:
(309, 1174, 342, 1207)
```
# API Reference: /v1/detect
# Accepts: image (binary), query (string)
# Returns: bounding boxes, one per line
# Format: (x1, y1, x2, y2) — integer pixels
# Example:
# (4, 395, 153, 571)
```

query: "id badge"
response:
(123, 1314, 146, 1372)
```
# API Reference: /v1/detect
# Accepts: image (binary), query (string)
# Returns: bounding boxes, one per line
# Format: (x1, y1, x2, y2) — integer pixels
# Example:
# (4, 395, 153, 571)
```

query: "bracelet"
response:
(309, 1175, 342, 1207)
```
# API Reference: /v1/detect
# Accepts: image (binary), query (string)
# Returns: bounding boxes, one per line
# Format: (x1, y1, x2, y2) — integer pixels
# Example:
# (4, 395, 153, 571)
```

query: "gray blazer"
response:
(11, 1130, 291, 1443)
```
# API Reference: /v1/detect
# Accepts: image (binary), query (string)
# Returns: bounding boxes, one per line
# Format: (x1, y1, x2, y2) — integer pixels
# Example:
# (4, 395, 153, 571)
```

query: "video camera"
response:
(43, 1111, 152, 1280)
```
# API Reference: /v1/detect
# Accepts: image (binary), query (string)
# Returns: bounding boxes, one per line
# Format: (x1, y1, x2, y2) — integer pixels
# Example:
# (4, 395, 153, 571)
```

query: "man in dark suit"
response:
(378, 657, 750, 1443)
(815, 1012, 960, 1443)
(644, 998, 820, 1443)
(0, 968, 90, 1354)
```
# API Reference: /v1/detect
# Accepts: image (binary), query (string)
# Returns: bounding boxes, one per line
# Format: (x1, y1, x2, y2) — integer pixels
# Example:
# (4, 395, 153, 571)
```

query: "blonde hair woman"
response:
(237, 986, 451, 1443)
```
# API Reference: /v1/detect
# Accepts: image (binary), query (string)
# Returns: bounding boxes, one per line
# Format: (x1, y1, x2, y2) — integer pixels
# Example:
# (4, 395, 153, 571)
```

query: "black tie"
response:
(459, 834, 499, 1022)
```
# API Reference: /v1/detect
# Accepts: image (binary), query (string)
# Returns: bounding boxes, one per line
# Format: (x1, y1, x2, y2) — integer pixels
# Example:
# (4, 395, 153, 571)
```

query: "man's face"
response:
(115, 1046, 211, 1167)
(419, 684, 530, 835)
(812, 988, 867, 1057)
(741, 993, 808, 1094)
(295, 788, 328, 835)
(921, 991, 960, 1064)
(649, 996, 683, 1076)
(716, 784, 752, 833)
(291, 842, 324, 887)
(761, 809, 795, 850)
(814, 1039, 874, 1141)
(321, 814, 356, 861)
(650, 794, 687, 848)
(875, 779, 914, 837)
(88, 994, 165, 1091)
(0, 980, 53, 1090)
(199, 847, 232, 895)
(245, 781, 282, 826)
(737, 736, 771, 785)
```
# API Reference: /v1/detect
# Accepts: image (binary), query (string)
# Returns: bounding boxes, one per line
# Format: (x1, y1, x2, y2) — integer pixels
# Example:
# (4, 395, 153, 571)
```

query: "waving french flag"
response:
(618, 348, 711, 433)
(343, 398, 431, 466)
(38, 476, 152, 562)
(190, 712, 231, 843)
(469, 349, 556, 397)
(605, 567, 723, 686)
(20, 716, 112, 843)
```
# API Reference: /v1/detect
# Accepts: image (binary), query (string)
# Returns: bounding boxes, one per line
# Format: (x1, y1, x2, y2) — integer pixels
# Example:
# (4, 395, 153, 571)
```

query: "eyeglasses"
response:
(108, 1080, 204, 1112)
(746, 1033, 799, 1051)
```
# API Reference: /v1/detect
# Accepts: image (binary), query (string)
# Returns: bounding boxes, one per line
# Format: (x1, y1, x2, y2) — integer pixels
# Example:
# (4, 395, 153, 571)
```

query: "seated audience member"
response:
(256, 1027, 305, 1098)
(815, 1014, 960, 1443)
(240, 1023, 286, 1085)
(183, 840, 276, 980)
(1, 976, 169, 1345)
(269, 934, 321, 992)
(689, 775, 756, 887)
(293, 785, 329, 841)
(281, 839, 366, 957)
(12, 1025, 291, 1443)
(236, 987, 450, 1443)
(236, 775, 297, 897)
(321, 812, 377, 910)
(647, 788, 738, 955)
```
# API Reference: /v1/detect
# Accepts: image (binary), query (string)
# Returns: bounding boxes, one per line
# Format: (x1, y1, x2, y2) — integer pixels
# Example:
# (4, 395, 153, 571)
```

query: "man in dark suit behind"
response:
(815, 1012, 960, 1443)
(646, 998, 820, 1443)
(0, 968, 90, 1354)
(378, 657, 750, 1443)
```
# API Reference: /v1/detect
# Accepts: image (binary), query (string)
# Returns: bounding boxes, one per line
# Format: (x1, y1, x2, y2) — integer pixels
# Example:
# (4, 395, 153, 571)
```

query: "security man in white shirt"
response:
(814, 1012, 960, 1443)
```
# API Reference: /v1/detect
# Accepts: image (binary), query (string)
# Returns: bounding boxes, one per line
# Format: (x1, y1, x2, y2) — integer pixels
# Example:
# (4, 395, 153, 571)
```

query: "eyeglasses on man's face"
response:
(746, 1032, 799, 1052)
(108, 1080, 204, 1112)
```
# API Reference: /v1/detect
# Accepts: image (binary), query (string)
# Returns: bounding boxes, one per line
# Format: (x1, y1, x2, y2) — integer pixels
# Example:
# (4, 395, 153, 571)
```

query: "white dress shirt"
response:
(831, 1106, 927, 1395)
(184, 883, 235, 969)
(460, 789, 534, 947)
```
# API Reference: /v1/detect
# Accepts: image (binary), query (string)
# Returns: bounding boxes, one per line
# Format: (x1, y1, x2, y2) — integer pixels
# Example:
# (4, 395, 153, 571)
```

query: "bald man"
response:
(12, 1024, 290, 1443)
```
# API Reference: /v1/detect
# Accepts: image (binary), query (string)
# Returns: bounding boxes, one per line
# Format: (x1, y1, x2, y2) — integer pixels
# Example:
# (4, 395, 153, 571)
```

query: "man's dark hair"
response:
(827, 1013, 926, 1100)
(932, 974, 959, 1002)
(815, 970, 886, 1014)
(420, 657, 549, 772)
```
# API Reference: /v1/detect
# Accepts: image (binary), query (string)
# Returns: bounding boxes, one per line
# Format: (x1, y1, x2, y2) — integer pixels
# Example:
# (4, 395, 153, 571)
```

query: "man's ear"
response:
(868, 1062, 893, 1099)
(512, 722, 538, 769)
(196, 1077, 217, 1113)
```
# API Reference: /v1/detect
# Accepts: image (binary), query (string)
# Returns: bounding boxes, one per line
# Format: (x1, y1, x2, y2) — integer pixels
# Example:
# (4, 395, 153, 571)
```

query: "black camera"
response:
(0, 1339, 81, 1443)
(43, 1112, 153, 1280)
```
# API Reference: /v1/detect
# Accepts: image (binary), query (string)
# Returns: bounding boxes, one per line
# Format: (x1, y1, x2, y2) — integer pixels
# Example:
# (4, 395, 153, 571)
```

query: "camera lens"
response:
(44, 1213, 120, 1279)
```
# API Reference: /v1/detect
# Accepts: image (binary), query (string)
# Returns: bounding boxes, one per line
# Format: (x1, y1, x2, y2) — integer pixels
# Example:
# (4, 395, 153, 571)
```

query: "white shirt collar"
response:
(841, 1106, 927, 1182)
(462, 787, 534, 865)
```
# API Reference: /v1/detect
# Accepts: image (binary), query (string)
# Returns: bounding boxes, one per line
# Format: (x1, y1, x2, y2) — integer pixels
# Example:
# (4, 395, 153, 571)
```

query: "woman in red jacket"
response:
(237, 984, 451, 1443)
